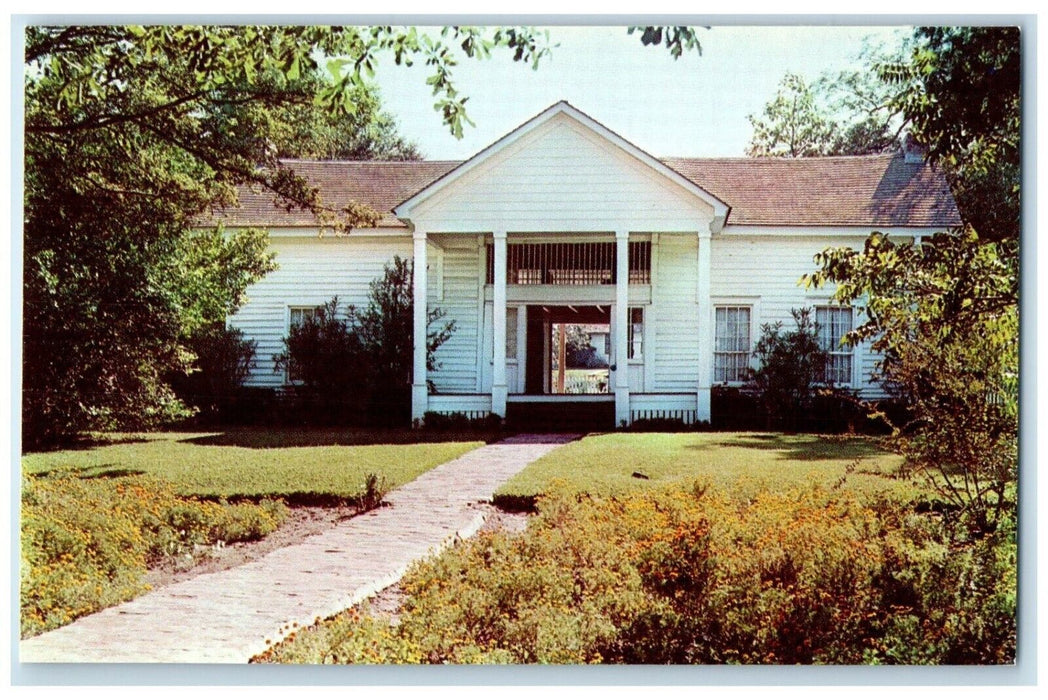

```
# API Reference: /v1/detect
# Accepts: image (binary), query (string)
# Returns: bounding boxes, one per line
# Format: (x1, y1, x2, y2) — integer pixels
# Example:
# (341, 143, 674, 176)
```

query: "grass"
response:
(495, 431, 916, 504)
(23, 428, 488, 504)
(20, 426, 491, 636)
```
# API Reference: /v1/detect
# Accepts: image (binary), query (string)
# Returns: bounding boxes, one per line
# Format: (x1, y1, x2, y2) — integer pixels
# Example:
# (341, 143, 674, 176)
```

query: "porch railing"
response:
(486, 241, 651, 285)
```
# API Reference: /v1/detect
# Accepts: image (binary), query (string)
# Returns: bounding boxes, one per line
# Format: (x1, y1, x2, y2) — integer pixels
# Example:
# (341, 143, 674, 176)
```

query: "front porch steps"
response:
(506, 399, 616, 432)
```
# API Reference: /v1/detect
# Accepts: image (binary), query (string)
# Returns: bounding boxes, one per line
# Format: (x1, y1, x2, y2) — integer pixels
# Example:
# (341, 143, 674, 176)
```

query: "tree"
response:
(878, 26, 1021, 248)
(563, 326, 607, 369)
(748, 40, 911, 158)
(808, 231, 1017, 534)
(23, 24, 703, 447)
(746, 73, 837, 157)
(270, 79, 421, 160)
(805, 27, 1021, 535)
(816, 40, 912, 156)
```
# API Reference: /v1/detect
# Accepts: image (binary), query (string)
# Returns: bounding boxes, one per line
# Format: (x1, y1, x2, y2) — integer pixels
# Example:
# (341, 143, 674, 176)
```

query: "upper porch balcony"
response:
(485, 240, 651, 286)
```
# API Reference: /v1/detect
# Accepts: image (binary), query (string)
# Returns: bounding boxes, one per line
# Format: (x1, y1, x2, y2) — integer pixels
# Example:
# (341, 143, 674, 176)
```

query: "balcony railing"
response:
(486, 241, 651, 285)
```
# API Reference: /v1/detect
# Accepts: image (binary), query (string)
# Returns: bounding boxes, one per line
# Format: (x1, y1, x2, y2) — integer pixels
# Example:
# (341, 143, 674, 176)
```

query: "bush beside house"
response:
(272, 257, 455, 427)
(176, 257, 455, 427)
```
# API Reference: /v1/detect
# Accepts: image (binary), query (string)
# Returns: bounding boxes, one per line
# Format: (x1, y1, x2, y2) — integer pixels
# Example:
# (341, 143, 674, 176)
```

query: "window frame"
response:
(815, 304, 856, 387)
(505, 306, 519, 362)
(285, 304, 322, 384)
(712, 302, 755, 384)
(627, 306, 645, 362)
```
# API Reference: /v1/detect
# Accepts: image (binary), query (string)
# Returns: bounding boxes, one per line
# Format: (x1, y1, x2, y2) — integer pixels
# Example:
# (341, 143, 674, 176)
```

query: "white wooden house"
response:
(219, 102, 960, 427)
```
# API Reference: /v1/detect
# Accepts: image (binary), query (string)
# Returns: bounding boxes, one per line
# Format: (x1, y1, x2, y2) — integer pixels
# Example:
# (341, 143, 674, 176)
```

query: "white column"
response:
(696, 228, 713, 423)
(614, 230, 631, 427)
(491, 231, 508, 418)
(411, 230, 429, 424)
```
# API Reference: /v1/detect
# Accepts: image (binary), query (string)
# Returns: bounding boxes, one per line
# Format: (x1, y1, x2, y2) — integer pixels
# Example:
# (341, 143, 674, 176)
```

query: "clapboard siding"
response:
(414, 113, 715, 232)
(650, 235, 701, 391)
(710, 233, 886, 397)
(231, 234, 412, 388)
(231, 230, 887, 399)
(428, 242, 482, 393)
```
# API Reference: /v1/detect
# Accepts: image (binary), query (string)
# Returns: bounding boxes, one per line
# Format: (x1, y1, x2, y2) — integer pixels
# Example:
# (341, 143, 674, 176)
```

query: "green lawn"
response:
(496, 431, 916, 503)
(23, 428, 487, 502)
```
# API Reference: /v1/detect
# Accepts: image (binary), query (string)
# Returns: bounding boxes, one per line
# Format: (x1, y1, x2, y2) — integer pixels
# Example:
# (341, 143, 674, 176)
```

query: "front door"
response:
(523, 305, 611, 395)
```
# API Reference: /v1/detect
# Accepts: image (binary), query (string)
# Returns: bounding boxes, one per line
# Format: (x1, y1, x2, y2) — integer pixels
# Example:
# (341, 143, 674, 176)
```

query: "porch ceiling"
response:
(530, 305, 610, 324)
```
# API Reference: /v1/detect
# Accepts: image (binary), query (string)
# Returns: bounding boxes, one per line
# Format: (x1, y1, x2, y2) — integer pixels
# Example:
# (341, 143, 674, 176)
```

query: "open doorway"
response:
(524, 305, 611, 395)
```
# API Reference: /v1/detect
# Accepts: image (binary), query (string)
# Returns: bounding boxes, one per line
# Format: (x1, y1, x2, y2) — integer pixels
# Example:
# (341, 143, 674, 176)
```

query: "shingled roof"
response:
(662, 154, 960, 227)
(214, 153, 960, 230)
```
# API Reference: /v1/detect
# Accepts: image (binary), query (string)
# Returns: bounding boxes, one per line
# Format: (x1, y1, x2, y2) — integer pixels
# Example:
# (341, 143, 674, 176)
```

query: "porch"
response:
(412, 230, 715, 427)
(390, 104, 730, 428)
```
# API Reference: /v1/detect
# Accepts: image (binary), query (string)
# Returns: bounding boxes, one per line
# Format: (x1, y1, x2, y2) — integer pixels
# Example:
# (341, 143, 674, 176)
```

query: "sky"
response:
(370, 25, 911, 161)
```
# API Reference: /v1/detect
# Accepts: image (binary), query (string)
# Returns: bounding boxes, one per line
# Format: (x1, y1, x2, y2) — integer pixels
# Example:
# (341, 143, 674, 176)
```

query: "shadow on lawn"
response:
(687, 433, 890, 462)
(180, 426, 513, 449)
(32, 464, 146, 479)
(27, 434, 155, 453)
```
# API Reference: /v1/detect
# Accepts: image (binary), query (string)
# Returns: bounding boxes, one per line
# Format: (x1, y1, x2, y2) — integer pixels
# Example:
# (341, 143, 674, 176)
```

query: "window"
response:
(627, 307, 644, 360)
(286, 306, 321, 382)
(506, 307, 518, 360)
(289, 306, 319, 330)
(714, 306, 751, 383)
(816, 306, 854, 385)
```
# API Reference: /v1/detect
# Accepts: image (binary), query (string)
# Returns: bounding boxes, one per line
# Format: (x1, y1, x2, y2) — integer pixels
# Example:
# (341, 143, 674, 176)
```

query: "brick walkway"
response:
(20, 433, 577, 664)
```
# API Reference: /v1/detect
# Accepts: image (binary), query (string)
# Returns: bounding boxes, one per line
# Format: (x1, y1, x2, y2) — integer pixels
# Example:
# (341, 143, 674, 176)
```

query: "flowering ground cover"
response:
(259, 432, 1015, 665)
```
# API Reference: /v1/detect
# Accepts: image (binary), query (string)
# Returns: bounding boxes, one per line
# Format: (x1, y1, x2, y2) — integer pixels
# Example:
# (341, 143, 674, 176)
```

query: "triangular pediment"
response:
(394, 102, 729, 232)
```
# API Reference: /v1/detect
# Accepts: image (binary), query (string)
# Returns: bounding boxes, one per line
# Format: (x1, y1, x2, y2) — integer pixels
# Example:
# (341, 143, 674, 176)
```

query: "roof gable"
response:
(393, 101, 730, 227)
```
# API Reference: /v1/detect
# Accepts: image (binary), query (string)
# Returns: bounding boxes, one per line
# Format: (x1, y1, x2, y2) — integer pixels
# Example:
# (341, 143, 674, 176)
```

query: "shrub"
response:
(712, 384, 890, 435)
(612, 486, 1015, 665)
(357, 256, 455, 426)
(355, 473, 389, 512)
(170, 324, 257, 425)
(273, 257, 455, 427)
(273, 298, 371, 425)
(422, 411, 504, 432)
(219, 386, 281, 425)
(747, 307, 831, 430)
(20, 474, 285, 638)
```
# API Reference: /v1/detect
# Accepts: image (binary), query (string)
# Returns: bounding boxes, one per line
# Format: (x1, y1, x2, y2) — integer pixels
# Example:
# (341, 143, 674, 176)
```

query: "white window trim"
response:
(711, 297, 760, 385)
(627, 306, 645, 363)
(815, 304, 857, 387)
(285, 304, 323, 384)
